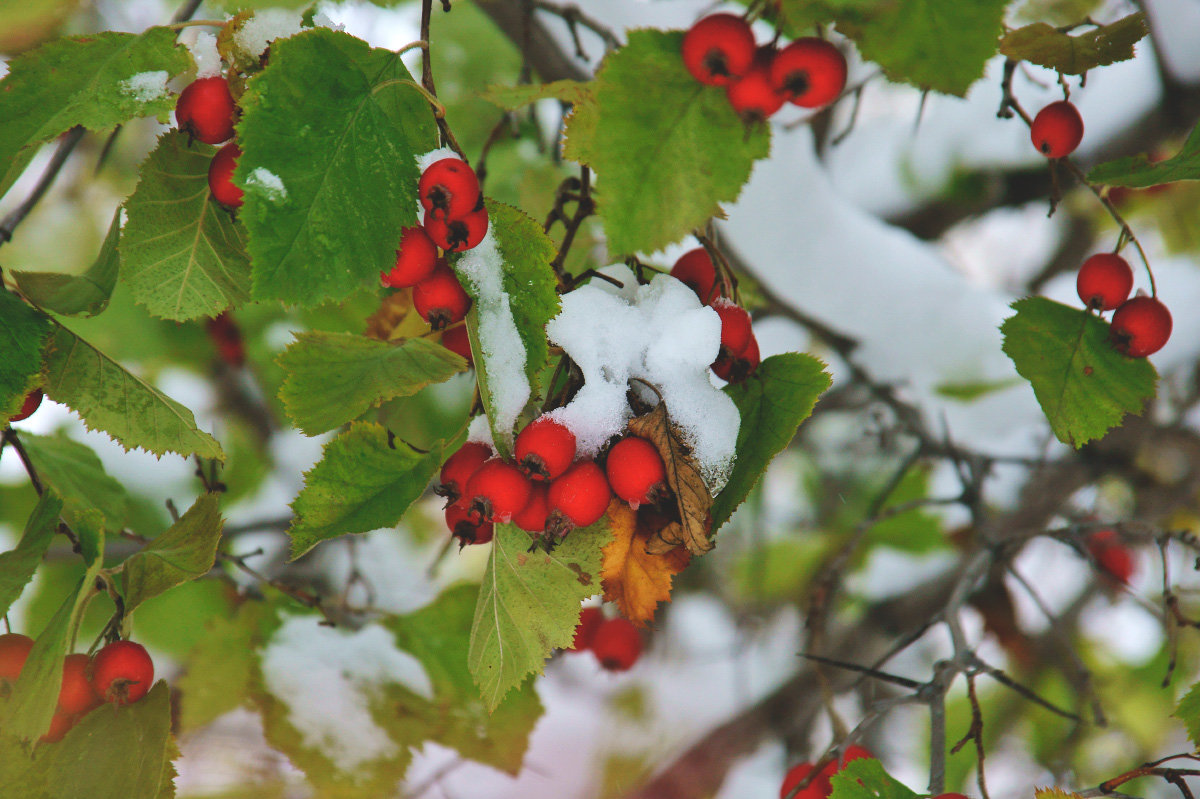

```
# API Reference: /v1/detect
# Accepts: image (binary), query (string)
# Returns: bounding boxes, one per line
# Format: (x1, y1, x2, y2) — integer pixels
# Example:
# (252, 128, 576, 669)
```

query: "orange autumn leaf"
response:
(601, 501, 691, 626)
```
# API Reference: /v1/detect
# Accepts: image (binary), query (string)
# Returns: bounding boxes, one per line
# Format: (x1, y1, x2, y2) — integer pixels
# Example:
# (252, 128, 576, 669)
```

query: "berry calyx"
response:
(91, 640, 154, 705)
(726, 48, 787, 123)
(713, 299, 753, 357)
(9, 389, 43, 423)
(0, 633, 33, 694)
(413, 262, 472, 331)
(512, 482, 550, 533)
(437, 441, 493, 509)
(1087, 529, 1136, 585)
(419, 158, 481, 221)
(1076, 253, 1133, 311)
(545, 459, 613, 541)
(464, 458, 533, 524)
(441, 324, 473, 365)
(175, 76, 236, 145)
(570, 607, 605, 652)
(423, 206, 489, 253)
(515, 416, 577, 482)
(208, 142, 244, 208)
(381, 226, 438, 288)
(670, 248, 724, 305)
(590, 616, 642, 671)
(770, 37, 847, 109)
(1110, 295, 1171, 357)
(606, 436, 668, 507)
(445, 503, 494, 546)
(680, 13, 756, 87)
(1031, 100, 1084, 159)
(57, 653, 100, 717)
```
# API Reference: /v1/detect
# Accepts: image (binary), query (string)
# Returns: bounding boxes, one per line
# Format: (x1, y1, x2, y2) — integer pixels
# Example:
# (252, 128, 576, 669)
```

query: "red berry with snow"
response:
(419, 157, 480, 221)
(591, 617, 642, 671)
(1076, 253, 1133, 311)
(413, 262, 472, 330)
(91, 640, 154, 705)
(175, 76, 236, 145)
(571, 607, 605, 652)
(57, 653, 100, 717)
(546, 460, 613, 539)
(680, 13, 756, 87)
(441, 324, 472, 365)
(512, 481, 550, 533)
(438, 441, 492, 508)
(9, 389, 43, 423)
(445, 503, 493, 546)
(606, 436, 668, 507)
(770, 38, 847, 109)
(713, 300, 753, 357)
(424, 206, 488, 253)
(1110, 295, 1171, 357)
(726, 48, 787, 122)
(465, 458, 533, 524)
(1031, 100, 1084, 159)
(670, 248, 724, 305)
(515, 416, 577, 482)
(382, 226, 438, 288)
(208, 142, 243, 208)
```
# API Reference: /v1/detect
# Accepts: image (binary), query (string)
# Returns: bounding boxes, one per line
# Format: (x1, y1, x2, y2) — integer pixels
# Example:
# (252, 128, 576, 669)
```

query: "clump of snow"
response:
(416, 147, 461, 174)
(234, 10, 304, 60)
(466, 413, 496, 449)
(185, 31, 222, 78)
(546, 274, 740, 491)
(312, 12, 346, 32)
(245, 168, 288, 202)
(120, 71, 169, 103)
(260, 616, 433, 773)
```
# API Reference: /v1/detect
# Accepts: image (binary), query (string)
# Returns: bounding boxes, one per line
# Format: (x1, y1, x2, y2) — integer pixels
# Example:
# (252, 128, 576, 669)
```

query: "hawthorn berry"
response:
(57, 653, 100, 717)
(381, 226, 438, 288)
(712, 331, 760, 382)
(590, 616, 642, 671)
(1087, 529, 1136, 585)
(413, 262, 472, 331)
(512, 482, 551, 533)
(419, 157, 481, 221)
(208, 142, 244, 208)
(671, 248, 724, 305)
(546, 459, 613, 540)
(1030, 100, 1084, 159)
(770, 38, 847, 109)
(441, 324, 473, 365)
(820, 744, 873, 777)
(464, 457, 533, 524)
(437, 441, 493, 508)
(0, 632, 33, 693)
(92, 640, 154, 705)
(9, 389, 43, 423)
(175, 76, 236, 145)
(1110, 295, 1172, 357)
(445, 503, 494, 546)
(1077, 253, 1133, 311)
(424, 206, 489, 253)
(40, 711, 74, 744)
(570, 607, 605, 652)
(726, 48, 787, 122)
(206, 312, 245, 367)
(713, 299, 753, 357)
(680, 13, 756, 87)
(779, 763, 828, 799)
(606, 436, 668, 507)
(515, 416, 577, 482)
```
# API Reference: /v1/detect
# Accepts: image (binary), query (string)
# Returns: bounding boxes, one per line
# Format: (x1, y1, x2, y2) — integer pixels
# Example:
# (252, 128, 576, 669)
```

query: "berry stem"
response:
(419, 0, 467, 159)
(396, 39, 429, 57)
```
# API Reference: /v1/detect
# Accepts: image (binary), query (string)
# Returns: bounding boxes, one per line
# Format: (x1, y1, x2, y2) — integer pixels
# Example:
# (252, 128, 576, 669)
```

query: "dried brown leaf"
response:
(601, 502, 691, 626)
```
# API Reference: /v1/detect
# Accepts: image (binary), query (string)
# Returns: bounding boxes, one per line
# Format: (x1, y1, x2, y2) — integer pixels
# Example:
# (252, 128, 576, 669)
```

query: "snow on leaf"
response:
(601, 502, 691, 626)
(628, 402, 713, 556)
(1000, 13, 1148, 76)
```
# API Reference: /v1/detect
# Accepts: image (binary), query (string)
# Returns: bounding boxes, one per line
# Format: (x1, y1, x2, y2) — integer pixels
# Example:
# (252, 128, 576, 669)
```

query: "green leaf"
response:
(122, 494, 223, 616)
(837, 0, 1008, 96)
(829, 758, 920, 799)
(19, 432, 131, 534)
(288, 423, 445, 559)
(1089, 123, 1200, 188)
(480, 80, 591, 111)
(769, 0, 886, 38)
(42, 324, 224, 461)
(712, 353, 831, 530)
(0, 289, 52, 419)
(933, 376, 1022, 401)
(1001, 297, 1157, 448)
(468, 520, 607, 711)
(1176, 680, 1200, 747)
(277, 331, 466, 436)
(0, 28, 189, 198)
(237, 28, 438, 306)
(590, 30, 769, 255)
(562, 86, 599, 166)
(0, 491, 63, 619)
(999, 13, 1148, 75)
(12, 208, 121, 317)
(121, 131, 252, 321)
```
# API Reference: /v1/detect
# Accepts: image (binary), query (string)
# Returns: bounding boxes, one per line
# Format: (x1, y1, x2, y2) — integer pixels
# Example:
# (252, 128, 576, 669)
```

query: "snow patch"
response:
(120, 71, 169, 103)
(234, 10, 304, 60)
(245, 168, 288, 202)
(185, 31, 222, 78)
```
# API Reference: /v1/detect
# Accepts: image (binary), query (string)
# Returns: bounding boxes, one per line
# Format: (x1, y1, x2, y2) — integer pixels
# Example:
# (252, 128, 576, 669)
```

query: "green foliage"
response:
(12, 208, 120, 318)
(1090, 122, 1200, 187)
(236, 29, 438, 307)
(1001, 297, 1157, 448)
(729, 535, 833, 605)
(1176, 680, 1200, 747)
(481, 80, 592, 111)
(768, 0, 886, 38)
(829, 758, 920, 799)
(19, 432, 133, 534)
(0, 288, 52, 419)
(121, 494, 223, 616)
(0, 491, 62, 619)
(1000, 13, 1148, 75)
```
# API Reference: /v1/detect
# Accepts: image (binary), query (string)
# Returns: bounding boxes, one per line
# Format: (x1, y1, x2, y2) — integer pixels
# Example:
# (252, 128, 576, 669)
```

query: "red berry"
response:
(726, 48, 787, 122)
(606, 436, 668, 507)
(57, 653, 100, 717)
(40, 710, 74, 744)
(670, 248, 724, 304)
(438, 441, 493, 508)
(175, 76, 236, 145)
(464, 458, 533, 524)
(419, 158, 481, 221)
(0, 633, 33, 693)
(445, 502, 493, 546)
(820, 744, 872, 778)
(91, 640, 154, 705)
(413, 262, 472, 331)
(512, 481, 550, 533)
(381, 226, 438, 288)
(1031, 100, 1084, 159)
(770, 38, 847, 109)
(9, 389, 43, 423)
(424, 206, 489, 253)
(441, 324, 473, 365)
(208, 142, 243, 208)
(546, 460, 612, 540)
(713, 299, 753, 357)
(515, 416, 577, 482)
(1076, 253, 1133, 311)
(205, 311, 245, 367)
(1110, 296, 1171, 357)
(680, 13, 756, 87)
(712, 330, 760, 382)
(591, 617, 642, 671)
(570, 607, 605, 652)
(780, 763, 829, 799)
(1087, 529, 1136, 585)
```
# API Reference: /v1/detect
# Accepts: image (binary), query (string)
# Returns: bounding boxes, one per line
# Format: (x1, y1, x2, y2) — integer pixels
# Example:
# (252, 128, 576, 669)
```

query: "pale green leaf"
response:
(1090, 122, 1200, 188)
(12, 208, 121, 318)
(0, 289, 52, 420)
(122, 494, 223, 616)
(829, 758, 920, 799)
(19, 432, 130, 533)
(1000, 13, 1148, 75)
(0, 491, 63, 619)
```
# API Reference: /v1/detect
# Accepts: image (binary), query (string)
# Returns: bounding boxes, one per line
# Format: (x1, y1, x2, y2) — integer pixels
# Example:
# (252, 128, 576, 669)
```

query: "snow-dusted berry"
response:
(419, 157, 481, 221)
(464, 458, 533, 524)
(713, 300, 753, 357)
(175, 76, 236, 145)
(424, 206, 489, 253)
(670, 248, 724, 305)
(515, 416, 577, 482)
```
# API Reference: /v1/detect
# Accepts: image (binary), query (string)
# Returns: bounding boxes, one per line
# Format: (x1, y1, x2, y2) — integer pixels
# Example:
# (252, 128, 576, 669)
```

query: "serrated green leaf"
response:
(1000, 13, 1148, 75)
(1090, 123, 1200, 188)
(712, 353, 831, 531)
(278, 331, 465, 436)
(1176, 681, 1200, 746)
(1034, 790, 1087, 799)
(0, 289, 53, 420)
(480, 80, 591, 111)
(829, 758, 920, 799)
(837, 0, 1008, 96)
(237, 28, 438, 306)
(768, 0, 886, 37)
(0, 0, 78, 56)
(1001, 297, 1157, 448)
(122, 494, 223, 616)
(0, 491, 63, 619)
(933, 376, 1022, 401)
(19, 432, 130, 534)
(121, 131, 252, 321)
(468, 520, 607, 711)
(591, 30, 769, 255)
(288, 423, 445, 559)
(12, 209, 121, 318)
(562, 86, 598, 166)
(42, 324, 224, 460)
(0, 28, 189, 198)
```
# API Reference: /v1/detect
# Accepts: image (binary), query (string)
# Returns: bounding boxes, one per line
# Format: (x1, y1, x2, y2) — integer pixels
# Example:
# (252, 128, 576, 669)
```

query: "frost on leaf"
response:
(601, 502, 691, 626)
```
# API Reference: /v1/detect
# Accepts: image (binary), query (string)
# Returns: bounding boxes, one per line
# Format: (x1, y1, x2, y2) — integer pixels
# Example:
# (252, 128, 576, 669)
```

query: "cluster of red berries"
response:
(1085, 529, 1136, 586)
(780, 745, 872, 799)
(1030, 100, 1084, 160)
(1074, 252, 1172, 358)
(175, 75, 244, 209)
(0, 634, 154, 744)
(681, 13, 847, 122)
(6, 389, 43, 424)
(436, 414, 671, 550)
(567, 606, 642, 671)
(669, 248, 760, 381)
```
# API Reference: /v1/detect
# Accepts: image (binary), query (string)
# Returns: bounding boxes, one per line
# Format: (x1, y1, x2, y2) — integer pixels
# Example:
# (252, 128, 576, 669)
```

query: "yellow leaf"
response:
(601, 502, 690, 626)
